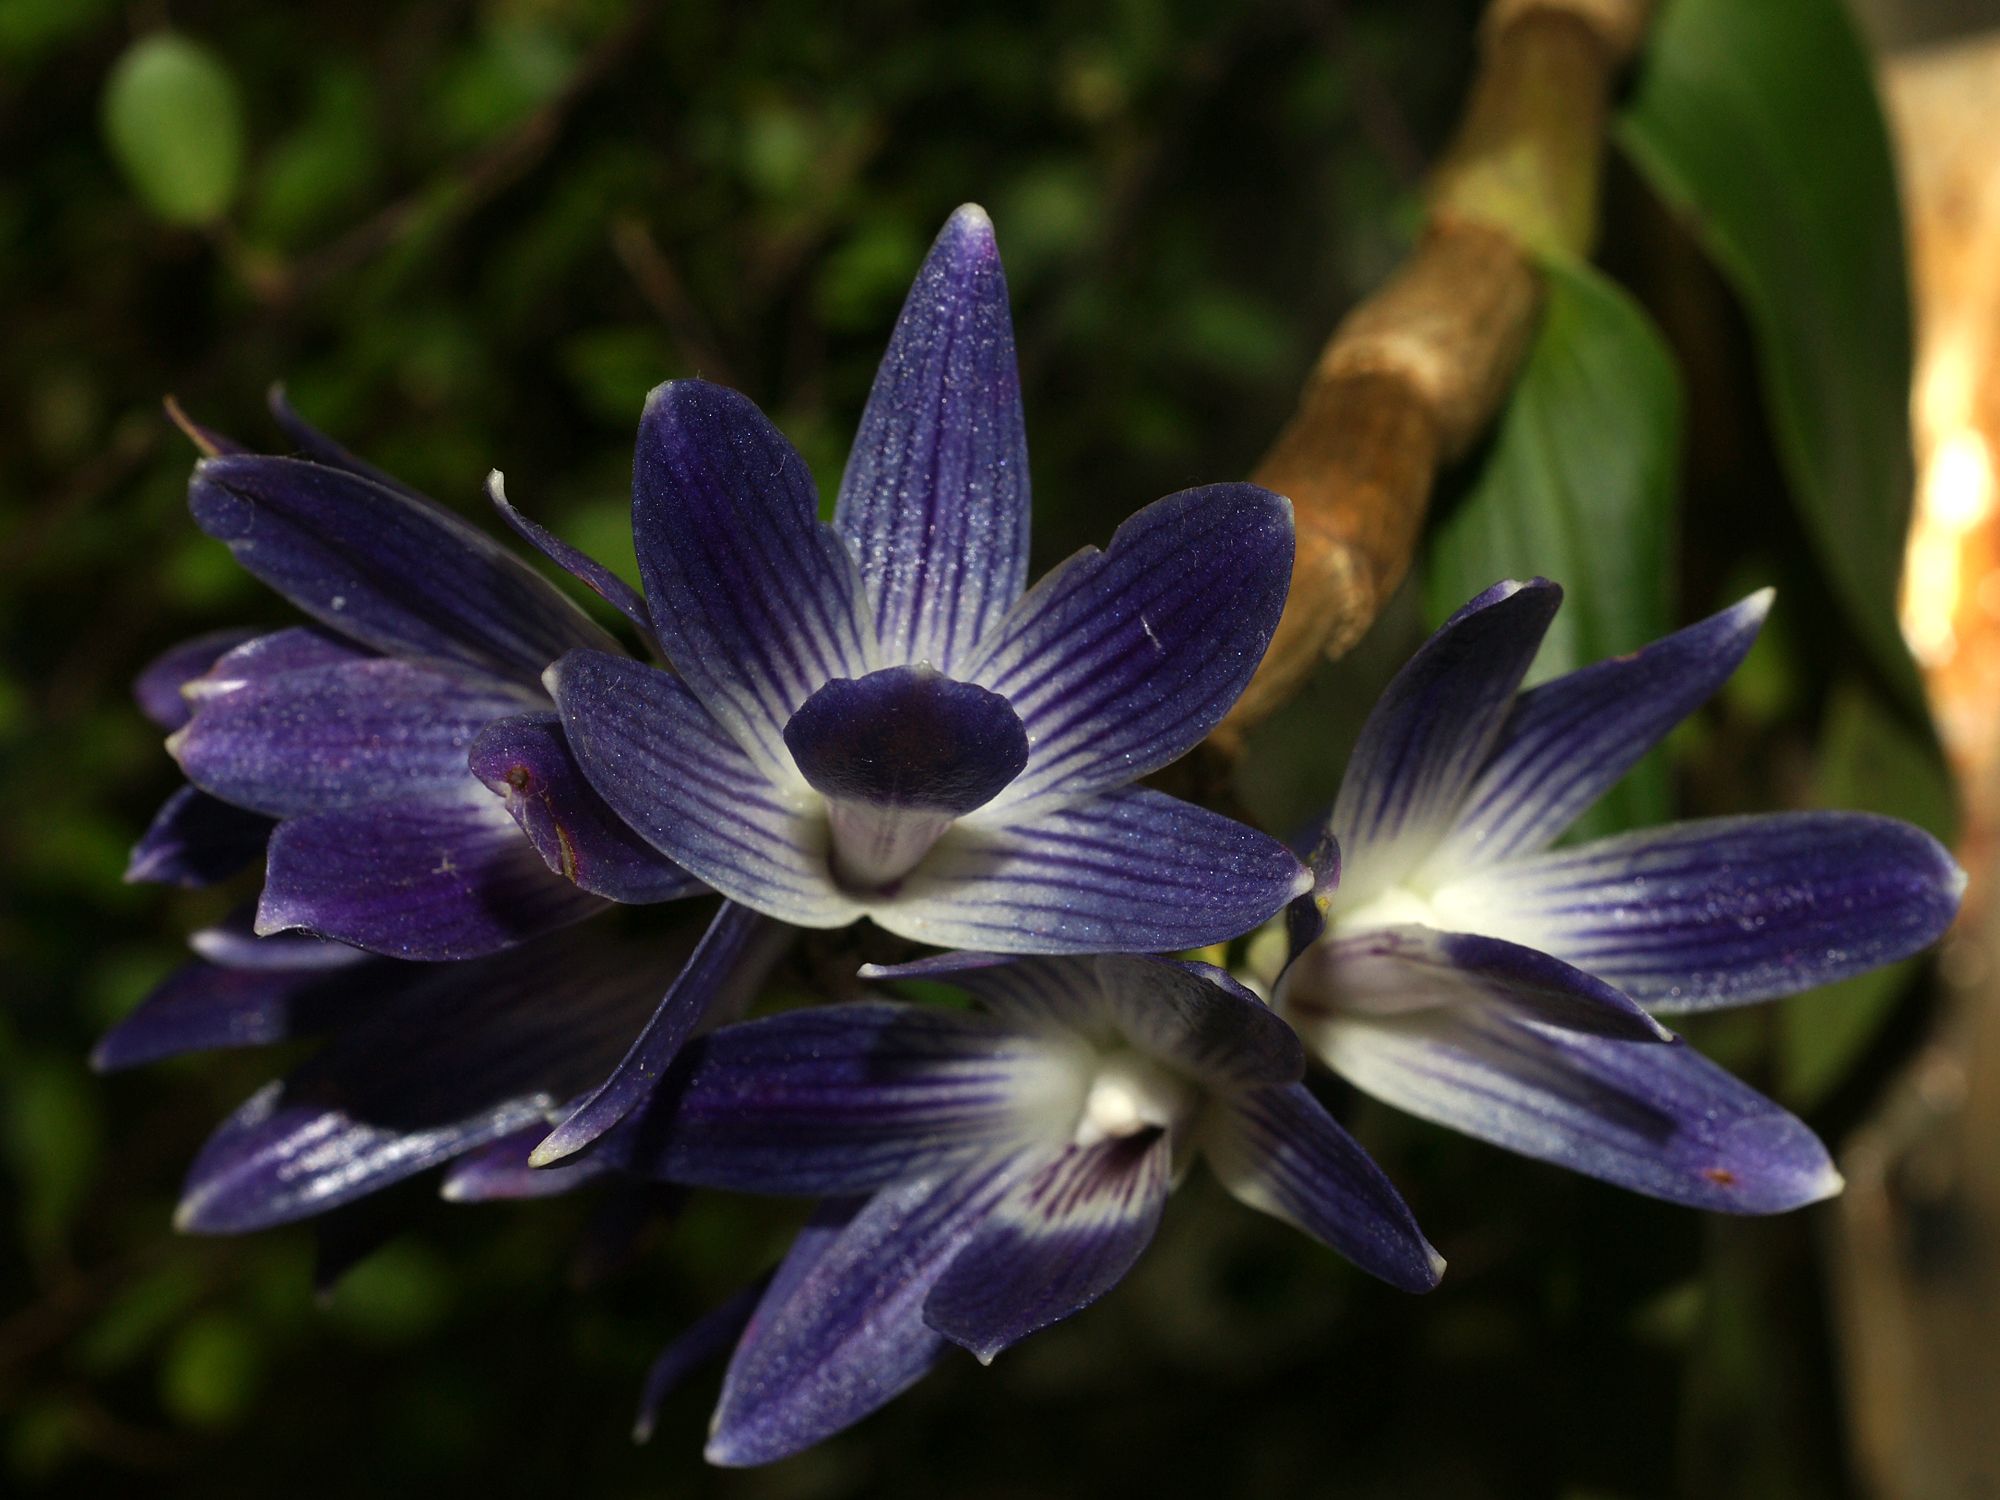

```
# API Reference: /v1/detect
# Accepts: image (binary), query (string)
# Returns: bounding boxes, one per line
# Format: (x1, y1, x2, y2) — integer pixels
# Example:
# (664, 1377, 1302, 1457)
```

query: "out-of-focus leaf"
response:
(1780, 681, 1956, 1106)
(101, 34, 245, 227)
(160, 1310, 262, 1428)
(1619, 0, 1923, 714)
(1426, 259, 1681, 838)
(246, 68, 379, 250)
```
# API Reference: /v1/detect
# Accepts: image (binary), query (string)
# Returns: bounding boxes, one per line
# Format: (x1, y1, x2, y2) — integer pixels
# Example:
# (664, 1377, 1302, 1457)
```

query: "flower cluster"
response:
(112, 206, 1964, 1464)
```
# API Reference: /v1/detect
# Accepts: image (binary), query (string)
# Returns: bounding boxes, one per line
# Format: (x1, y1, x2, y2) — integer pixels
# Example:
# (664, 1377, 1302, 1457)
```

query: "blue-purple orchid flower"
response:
(613, 953, 1439, 1465)
(1274, 579, 1965, 1212)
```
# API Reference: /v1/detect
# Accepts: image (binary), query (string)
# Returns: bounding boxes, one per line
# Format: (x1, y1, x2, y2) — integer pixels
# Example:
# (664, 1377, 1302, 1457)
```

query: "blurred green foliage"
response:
(0, 0, 1947, 1495)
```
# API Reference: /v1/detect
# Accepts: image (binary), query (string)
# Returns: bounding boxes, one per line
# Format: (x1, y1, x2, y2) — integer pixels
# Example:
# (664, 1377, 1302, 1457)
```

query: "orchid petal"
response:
(834, 205, 1030, 671)
(124, 786, 273, 888)
(134, 628, 258, 729)
(486, 471, 657, 645)
(92, 957, 376, 1072)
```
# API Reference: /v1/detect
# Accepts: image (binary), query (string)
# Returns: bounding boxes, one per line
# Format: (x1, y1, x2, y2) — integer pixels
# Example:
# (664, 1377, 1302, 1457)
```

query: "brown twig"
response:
(1212, 0, 1655, 750)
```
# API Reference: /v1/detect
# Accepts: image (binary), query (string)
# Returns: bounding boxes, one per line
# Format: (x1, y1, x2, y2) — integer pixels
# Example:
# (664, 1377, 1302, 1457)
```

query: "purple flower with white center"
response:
(611, 952, 1439, 1465)
(141, 392, 702, 960)
(1274, 579, 1966, 1212)
(546, 205, 1308, 959)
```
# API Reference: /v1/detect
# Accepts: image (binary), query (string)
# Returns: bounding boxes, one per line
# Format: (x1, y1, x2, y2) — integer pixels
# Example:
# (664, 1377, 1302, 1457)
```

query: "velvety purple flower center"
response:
(782, 665, 1030, 890)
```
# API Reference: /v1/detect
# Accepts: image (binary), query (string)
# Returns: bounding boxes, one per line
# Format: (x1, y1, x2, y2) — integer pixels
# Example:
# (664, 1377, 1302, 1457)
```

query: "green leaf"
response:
(1778, 681, 1957, 1106)
(1426, 259, 1681, 837)
(1619, 0, 1923, 714)
(101, 33, 245, 227)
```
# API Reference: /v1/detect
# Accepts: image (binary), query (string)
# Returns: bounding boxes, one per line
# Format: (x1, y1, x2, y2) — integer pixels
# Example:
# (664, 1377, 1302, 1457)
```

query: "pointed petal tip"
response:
(944, 201, 995, 244)
(525, 1133, 576, 1169)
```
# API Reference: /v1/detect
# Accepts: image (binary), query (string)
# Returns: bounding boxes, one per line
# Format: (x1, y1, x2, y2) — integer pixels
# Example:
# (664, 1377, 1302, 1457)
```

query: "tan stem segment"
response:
(1213, 0, 1654, 752)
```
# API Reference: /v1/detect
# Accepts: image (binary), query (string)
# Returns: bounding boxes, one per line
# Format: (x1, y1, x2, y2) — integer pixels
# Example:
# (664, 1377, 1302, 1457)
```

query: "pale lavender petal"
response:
(257, 793, 605, 960)
(469, 712, 705, 905)
(486, 472, 657, 646)
(968, 484, 1292, 809)
(706, 1163, 1025, 1467)
(1437, 812, 1966, 1011)
(549, 649, 858, 927)
(877, 787, 1308, 955)
(923, 1133, 1168, 1362)
(1330, 579, 1560, 900)
(1434, 592, 1772, 869)
(616, 1002, 1070, 1193)
(631, 379, 875, 775)
(124, 786, 273, 887)
(171, 658, 529, 817)
(834, 205, 1029, 672)
(1306, 1005, 1842, 1213)
(1281, 925, 1669, 1040)
(1204, 1081, 1441, 1291)
(530, 901, 790, 1165)
(134, 628, 258, 729)
(186, 913, 372, 972)
(189, 453, 619, 686)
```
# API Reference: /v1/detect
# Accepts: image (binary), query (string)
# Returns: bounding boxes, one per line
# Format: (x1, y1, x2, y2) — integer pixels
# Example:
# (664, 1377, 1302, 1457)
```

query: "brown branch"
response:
(1213, 0, 1655, 750)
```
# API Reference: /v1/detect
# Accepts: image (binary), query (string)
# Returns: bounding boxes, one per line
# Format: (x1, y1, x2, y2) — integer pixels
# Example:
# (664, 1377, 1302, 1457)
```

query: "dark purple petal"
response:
(174, 929, 683, 1232)
(1305, 1005, 1841, 1213)
(1439, 592, 1772, 867)
(439, 1120, 613, 1201)
(186, 913, 372, 972)
(967, 483, 1293, 808)
(1282, 925, 1669, 1041)
(266, 385, 427, 500)
(171, 658, 529, 817)
(125, 786, 273, 887)
(486, 472, 657, 646)
(258, 794, 605, 960)
(1441, 812, 1965, 1011)
(1204, 1081, 1441, 1292)
(530, 901, 790, 1165)
(615, 1002, 1067, 1193)
(469, 712, 705, 905)
(631, 379, 876, 774)
(632, 1278, 772, 1443)
(834, 205, 1030, 673)
(549, 649, 858, 926)
(784, 667, 1027, 814)
(134, 628, 259, 729)
(189, 453, 619, 686)
(194, 626, 375, 689)
(1330, 579, 1560, 898)
(92, 954, 382, 1072)
(706, 1164, 1025, 1467)
(923, 1133, 1167, 1363)
(879, 786, 1308, 954)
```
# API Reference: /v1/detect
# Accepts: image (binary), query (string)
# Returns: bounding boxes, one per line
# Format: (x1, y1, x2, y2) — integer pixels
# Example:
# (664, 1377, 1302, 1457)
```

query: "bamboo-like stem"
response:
(1212, 0, 1654, 750)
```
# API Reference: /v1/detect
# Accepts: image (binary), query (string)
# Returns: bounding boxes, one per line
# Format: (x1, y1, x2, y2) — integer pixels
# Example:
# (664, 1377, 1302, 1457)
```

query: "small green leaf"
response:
(1619, 0, 1923, 714)
(1426, 259, 1681, 837)
(101, 33, 245, 227)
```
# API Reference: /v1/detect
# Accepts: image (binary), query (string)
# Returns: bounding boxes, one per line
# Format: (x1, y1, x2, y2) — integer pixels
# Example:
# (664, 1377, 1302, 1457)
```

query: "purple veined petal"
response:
(486, 471, 658, 649)
(1433, 812, 1966, 1012)
(876, 786, 1309, 955)
(134, 628, 259, 729)
(834, 205, 1030, 673)
(1429, 592, 1773, 871)
(631, 379, 877, 776)
(923, 1132, 1168, 1363)
(1303, 1004, 1842, 1213)
(1280, 924, 1669, 1041)
(91, 955, 386, 1072)
(706, 1162, 1027, 1467)
(784, 666, 1029, 887)
(529, 901, 792, 1165)
(174, 928, 686, 1232)
(439, 1119, 613, 1202)
(257, 792, 606, 960)
(633, 1277, 773, 1443)
(1203, 1081, 1441, 1292)
(124, 785, 273, 887)
(613, 1001, 1080, 1194)
(549, 649, 860, 928)
(189, 454, 621, 687)
(171, 657, 532, 818)
(266, 384, 427, 501)
(469, 712, 706, 905)
(965, 483, 1293, 810)
(1329, 579, 1561, 903)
